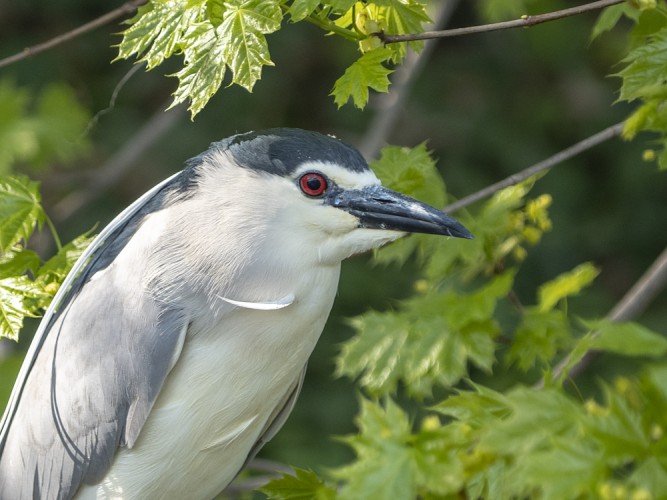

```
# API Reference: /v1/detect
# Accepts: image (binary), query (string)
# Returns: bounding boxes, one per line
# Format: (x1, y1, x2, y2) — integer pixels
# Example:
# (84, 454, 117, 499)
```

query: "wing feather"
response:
(0, 171, 191, 499)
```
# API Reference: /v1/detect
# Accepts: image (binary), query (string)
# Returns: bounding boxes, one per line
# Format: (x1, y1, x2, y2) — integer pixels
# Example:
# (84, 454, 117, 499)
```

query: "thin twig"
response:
(378, 0, 623, 44)
(443, 121, 625, 214)
(543, 245, 667, 386)
(359, 0, 460, 158)
(0, 0, 148, 70)
(223, 459, 294, 495)
(81, 62, 146, 138)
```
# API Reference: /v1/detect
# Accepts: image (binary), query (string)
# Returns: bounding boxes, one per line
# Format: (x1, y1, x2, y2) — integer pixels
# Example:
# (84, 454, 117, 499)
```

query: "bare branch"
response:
(0, 0, 148, 70)
(224, 458, 294, 495)
(359, 0, 460, 158)
(444, 121, 625, 214)
(544, 244, 667, 386)
(81, 62, 146, 138)
(378, 0, 623, 44)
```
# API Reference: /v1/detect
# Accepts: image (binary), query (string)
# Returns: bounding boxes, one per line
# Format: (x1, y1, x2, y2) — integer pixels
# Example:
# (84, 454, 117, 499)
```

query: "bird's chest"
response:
(90, 265, 340, 499)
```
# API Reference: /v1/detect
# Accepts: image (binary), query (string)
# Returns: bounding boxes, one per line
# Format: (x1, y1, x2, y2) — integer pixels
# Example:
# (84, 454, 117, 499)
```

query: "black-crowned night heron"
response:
(0, 128, 471, 499)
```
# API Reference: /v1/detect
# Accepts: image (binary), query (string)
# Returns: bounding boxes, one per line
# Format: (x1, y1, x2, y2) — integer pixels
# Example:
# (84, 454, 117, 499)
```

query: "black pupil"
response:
(306, 176, 322, 191)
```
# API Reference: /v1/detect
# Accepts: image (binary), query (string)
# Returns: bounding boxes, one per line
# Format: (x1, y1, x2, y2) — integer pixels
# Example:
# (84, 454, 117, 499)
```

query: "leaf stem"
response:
(280, 4, 362, 41)
(377, 0, 624, 44)
(444, 121, 625, 214)
(301, 14, 364, 41)
(43, 214, 63, 252)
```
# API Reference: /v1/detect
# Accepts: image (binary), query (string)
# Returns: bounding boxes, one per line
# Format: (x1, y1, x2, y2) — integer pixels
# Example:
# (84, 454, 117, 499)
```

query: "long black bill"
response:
(326, 184, 473, 239)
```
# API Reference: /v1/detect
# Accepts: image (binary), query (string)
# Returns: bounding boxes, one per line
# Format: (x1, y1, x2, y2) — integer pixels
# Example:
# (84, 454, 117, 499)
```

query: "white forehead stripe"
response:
(293, 161, 380, 190)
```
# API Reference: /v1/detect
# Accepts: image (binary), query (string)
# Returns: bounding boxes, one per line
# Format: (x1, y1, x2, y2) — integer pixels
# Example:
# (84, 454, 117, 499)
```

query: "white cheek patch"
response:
(293, 161, 380, 190)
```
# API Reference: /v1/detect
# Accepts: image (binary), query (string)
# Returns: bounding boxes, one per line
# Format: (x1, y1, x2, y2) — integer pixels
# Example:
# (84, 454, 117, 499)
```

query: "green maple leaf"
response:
(37, 233, 93, 285)
(288, 0, 322, 22)
(332, 47, 393, 109)
(538, 262, 599, 312)
(335, 398, 466, 498)
(371, 142, 448, 266)
(170, 0, 282, 116)
(507, 308, 572, 372)
(618, 25, 667, 103)
(333, 398, 417, 499)
(117, 0, 195, 69)
(0, 249, 41, 278)
(170, 21, 228, 116)
(0, 276, 48, 341)
(119, 0, 281, 117)
(370, 142, 446, 208)
(261, 468, 336, 499)
(0, 176, 45, 252)
(585, 320, 667, 357)
(338, 273, 511, 396)
(337, 310, 410, 394)
(220, 0, 282, 89)
(374, 0, 429, 61)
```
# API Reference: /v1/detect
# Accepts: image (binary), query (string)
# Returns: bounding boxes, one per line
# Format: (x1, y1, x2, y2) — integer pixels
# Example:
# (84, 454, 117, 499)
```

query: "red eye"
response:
(299, 172, 328, 197)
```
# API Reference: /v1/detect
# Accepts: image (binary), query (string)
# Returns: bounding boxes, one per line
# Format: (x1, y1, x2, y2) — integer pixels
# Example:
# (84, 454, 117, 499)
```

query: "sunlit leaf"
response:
(630, 458, 667, 498)
(116, 0, 197, 69)
(507, 308, 572, 371)
(538, 262, 599, 312)
(618, 25, 667, 103)
(370, 142, 446, 208)
(336, 310, 410, 394)
(480, 387, 585, 455)
(374, 0, 429, 61)
(333, 398, 416, 499)
(584, 384, 650, 458)
(288, 0, 321, 22)
(434, 383, 511, 426)
(0, 176, 45, 252)
(0, 276, 48, 341)
(37, 233, 94, 289)
(170, 21, 227, 116)
(220, 0, 282, 90)
(338, 273, 511, 396)
(332, 47, 393, 109)
(512, 438, 606, 499)
(0, 249, 41, 278)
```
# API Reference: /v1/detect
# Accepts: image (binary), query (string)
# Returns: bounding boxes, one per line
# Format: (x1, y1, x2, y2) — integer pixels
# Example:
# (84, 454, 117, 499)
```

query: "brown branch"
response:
(444, 121, 625, 214)
(543, 245, 667, 387)
(378, 0, 623, 44)
(0, 0, 148, 70)
(359, 0, 460, 158)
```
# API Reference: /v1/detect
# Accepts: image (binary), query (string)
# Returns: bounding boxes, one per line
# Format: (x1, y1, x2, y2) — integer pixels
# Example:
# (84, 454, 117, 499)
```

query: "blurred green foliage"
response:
(1, 0, 667, 498)
(0, 81, 90, 173)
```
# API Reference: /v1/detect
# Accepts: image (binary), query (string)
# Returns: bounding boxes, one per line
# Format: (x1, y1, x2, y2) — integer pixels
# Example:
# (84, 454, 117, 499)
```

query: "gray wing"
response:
(0, 172, 190, 499)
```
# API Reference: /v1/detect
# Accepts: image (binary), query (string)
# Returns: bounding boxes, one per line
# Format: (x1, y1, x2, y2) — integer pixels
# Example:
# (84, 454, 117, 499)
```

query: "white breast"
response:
(76, 265, 340, 500)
